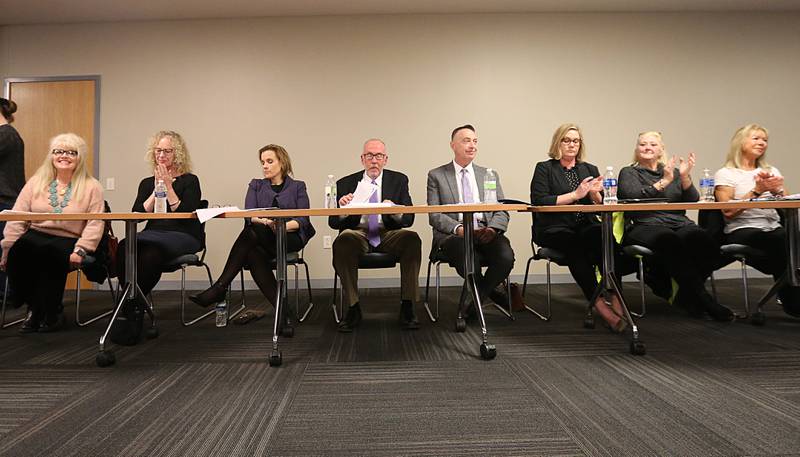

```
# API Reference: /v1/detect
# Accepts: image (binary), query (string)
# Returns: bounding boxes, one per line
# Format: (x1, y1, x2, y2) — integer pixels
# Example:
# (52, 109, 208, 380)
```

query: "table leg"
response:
(596, 212, 645, 355)
(456, 212, 496, 360)
(269, 218, 288, 367)
(96, 220, 141, 367)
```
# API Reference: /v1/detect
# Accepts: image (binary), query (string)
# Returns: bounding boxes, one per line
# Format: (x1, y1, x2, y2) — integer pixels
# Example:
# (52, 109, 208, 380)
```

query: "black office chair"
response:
(521, 241, 568, 322)
(152, 200, 244, 327)
(331, 251, 399, 323)
(423, 247, 513, 322)
(699, 209, 769, 322)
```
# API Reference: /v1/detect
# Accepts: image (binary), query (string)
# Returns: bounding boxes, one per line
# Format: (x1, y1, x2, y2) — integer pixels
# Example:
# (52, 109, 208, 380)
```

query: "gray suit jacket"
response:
(426, 161, 510, 249)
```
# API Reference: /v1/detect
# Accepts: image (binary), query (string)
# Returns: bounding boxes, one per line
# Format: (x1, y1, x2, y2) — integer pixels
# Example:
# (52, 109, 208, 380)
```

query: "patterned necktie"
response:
(367, 180, 380, 247)
(460, 169, 479, 229)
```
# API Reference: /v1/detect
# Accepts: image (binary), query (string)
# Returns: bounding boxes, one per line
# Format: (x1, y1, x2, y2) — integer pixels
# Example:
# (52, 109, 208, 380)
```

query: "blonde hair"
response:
(145, 130, 192, 175)
(30, 133, 96, 201)
(547, 123, 586, 162)
(724, 124, 771, 170)
(632, 131, 669, 166)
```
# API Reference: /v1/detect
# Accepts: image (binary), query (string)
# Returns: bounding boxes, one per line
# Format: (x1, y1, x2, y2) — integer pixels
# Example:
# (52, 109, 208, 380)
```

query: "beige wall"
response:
(2, 12, 799, 286)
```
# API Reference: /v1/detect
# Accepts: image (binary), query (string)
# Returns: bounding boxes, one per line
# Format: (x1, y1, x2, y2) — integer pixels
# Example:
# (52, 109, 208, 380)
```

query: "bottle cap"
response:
(606, 166, 613, 170)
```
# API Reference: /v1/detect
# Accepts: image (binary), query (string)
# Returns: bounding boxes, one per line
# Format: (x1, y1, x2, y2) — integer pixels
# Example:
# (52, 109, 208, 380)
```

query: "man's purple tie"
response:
(367, 180, 380, 247)
(461, 169, 479, 229)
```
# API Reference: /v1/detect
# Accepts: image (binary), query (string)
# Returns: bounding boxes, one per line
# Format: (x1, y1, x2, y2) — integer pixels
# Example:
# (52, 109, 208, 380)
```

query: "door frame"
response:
(3, 75, 102, 177)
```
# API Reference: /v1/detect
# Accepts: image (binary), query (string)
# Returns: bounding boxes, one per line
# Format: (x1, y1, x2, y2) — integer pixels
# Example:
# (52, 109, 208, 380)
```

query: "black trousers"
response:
(624, 222, 720, 299)
(116, 229, 202, 296)
(212, 224, 303, 306)
(7, 229, 76, 319)
(439, 232, 514, 298)
(726, 226, 800, 304)
(537, 224, 603, 301)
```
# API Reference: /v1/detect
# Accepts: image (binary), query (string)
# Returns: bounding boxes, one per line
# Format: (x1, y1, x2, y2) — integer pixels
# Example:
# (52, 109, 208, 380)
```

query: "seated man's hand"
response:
(455, 226, 464, 237)
(339, 193, 354, 207)
(475, 227, 497, 244)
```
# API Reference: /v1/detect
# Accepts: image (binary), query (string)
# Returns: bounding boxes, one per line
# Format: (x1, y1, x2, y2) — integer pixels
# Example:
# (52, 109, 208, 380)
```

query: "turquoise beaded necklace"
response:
(48, 180, 73, 213)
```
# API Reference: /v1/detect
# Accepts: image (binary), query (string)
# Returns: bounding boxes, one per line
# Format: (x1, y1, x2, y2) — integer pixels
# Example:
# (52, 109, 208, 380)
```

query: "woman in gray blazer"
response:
(190, 144, 315, 310)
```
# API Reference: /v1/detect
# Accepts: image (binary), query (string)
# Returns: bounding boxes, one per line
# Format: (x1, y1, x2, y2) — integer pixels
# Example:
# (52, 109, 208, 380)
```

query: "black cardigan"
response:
(132, 173, 204, 244)
(530, 159, 601, 242)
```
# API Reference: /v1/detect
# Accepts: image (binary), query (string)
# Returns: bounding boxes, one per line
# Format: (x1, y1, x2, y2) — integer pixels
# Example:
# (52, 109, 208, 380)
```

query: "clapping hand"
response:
(754, 171, 784, 195)
(575, 176, 603, 199)
(154, 164, 174, 190)
(678, 152, 696, 178)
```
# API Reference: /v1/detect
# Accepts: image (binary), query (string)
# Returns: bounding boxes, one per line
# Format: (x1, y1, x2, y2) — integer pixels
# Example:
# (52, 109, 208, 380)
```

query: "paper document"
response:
(345, 202, 394, 208)
(346, 181, 379, 206)
(196, 206, 240, 223)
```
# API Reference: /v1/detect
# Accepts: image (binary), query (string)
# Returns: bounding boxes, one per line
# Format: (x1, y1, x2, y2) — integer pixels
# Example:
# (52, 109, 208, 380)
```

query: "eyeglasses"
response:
(52, 149, 78, 157)
(561, 138, 581, 145)
(154, 148, 175, 156)
(362, 153, 386, 161)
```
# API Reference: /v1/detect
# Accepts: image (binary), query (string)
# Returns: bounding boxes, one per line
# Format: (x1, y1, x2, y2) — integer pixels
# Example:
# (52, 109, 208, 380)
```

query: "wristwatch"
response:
(74, 247, 87, 258)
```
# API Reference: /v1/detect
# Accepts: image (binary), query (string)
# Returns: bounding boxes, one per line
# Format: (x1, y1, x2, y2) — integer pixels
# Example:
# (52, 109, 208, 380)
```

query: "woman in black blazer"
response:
(530, 123, 625, 331)
(190, 144, 315, 312)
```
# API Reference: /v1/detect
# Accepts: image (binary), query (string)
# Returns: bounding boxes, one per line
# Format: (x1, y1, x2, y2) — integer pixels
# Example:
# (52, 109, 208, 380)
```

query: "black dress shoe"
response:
(189, 284, 227, 307)
(399, 301, 420, 330)
(19, 310, 41, 334)
(700, 291, 735, 322)
(488, 289, 510, 310)
(338, 303, 362, 333)
(38, 312, 65, 333)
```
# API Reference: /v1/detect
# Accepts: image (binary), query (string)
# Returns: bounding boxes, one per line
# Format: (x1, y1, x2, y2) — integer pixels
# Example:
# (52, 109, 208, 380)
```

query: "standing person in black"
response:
(116, 131, 203, 298)
(531, 123, 626, 332)
(0, 98, 25, 303)
(329, 138, 422, 332)
(617, 131, 734, 321)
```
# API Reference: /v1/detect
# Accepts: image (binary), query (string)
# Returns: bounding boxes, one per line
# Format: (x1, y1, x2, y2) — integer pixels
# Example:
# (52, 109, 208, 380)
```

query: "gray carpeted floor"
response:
(1, 279, 799, 456)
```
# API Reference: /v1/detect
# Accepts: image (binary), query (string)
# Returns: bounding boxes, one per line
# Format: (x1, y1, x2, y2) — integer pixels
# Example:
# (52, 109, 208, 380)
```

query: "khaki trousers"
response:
(332, 228, 421, 306)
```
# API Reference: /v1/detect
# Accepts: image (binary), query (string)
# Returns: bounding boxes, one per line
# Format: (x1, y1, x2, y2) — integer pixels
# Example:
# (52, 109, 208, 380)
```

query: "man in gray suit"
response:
(427, 124, 515, 309)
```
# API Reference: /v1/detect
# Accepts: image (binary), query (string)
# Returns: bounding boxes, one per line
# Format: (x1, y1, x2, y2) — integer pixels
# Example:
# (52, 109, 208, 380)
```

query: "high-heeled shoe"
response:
(594, 296, 627, 333)
(188, 284, 227, 307)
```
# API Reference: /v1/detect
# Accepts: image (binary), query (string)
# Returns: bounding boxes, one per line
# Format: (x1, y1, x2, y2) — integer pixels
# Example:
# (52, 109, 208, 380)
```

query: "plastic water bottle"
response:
(154, 179, 168, 213)
(215, 301, 228, 327)
(324, 175, 337, 208)
(603, 166, 618, 204)
(700, 168, 715, 202)
(483, 168, 498, 203)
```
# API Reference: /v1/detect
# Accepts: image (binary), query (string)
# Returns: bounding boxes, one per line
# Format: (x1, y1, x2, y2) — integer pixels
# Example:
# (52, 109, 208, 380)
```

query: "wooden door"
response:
(5, 77, 100, 289)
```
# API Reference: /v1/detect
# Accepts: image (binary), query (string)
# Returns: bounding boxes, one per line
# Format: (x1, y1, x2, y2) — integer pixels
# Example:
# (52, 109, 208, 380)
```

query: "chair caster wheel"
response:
(96, 350, 116, 367)
(480, 343, 496, 360)
(583, 318, 595, 329)
(630, 340, 646, 356)
(750, 312, 766, 326)
(145, 327, 159, 339)
(268, 350, 282, 367)
(455, 317, 467, 332)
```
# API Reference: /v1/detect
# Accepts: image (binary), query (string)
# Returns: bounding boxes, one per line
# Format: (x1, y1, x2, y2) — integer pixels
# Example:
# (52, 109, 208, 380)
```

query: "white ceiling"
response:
(3, 0, 800, 26)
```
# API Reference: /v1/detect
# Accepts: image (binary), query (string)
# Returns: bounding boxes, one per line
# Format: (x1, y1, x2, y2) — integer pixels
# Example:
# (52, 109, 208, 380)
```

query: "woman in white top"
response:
(714, 123, 798, 317)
